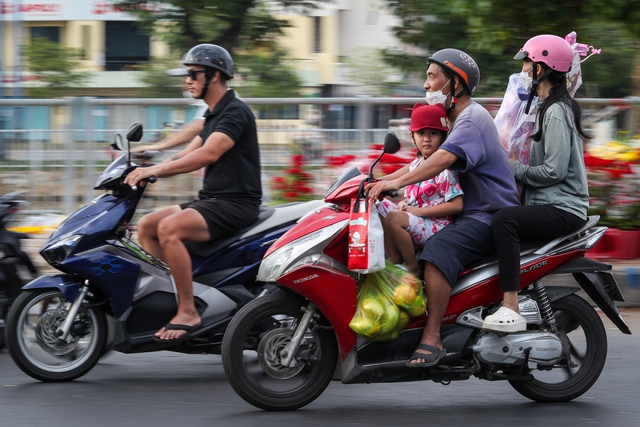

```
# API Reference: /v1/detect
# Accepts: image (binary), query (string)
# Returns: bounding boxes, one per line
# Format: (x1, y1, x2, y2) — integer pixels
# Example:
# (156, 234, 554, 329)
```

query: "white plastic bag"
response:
(494, 73, 537, 165)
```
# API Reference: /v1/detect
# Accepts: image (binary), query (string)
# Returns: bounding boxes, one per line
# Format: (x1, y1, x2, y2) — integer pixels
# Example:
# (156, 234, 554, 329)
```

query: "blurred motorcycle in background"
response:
(0, 192, 38, 349)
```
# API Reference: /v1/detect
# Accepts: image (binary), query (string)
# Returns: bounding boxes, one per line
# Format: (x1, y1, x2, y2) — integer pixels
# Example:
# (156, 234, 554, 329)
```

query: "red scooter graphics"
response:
(221, 133, 631, 411)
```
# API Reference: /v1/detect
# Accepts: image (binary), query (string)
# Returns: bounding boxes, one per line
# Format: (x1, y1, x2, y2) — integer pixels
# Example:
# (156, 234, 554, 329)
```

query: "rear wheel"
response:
(509, 294, 607, 402)
(222, 293, 338, 411)
(6, 289, 107, 382)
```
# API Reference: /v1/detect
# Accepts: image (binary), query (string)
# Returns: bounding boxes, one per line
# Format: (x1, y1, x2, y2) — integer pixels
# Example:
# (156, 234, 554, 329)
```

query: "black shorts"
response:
(180, 198, 260, 240)
(418, 217, 495, 287)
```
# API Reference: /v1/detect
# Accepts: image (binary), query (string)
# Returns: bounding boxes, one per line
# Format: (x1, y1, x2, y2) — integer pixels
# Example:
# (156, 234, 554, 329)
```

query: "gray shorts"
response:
(418, 216, 495, 287)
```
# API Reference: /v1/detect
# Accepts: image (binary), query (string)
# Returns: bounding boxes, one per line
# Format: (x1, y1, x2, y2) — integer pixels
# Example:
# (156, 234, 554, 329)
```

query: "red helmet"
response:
(409, 103, 449, 132)
(514, 34, 573, 73)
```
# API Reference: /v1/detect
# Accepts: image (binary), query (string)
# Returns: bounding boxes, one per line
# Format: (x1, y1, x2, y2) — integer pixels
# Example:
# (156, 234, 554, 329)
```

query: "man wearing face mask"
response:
(131, 67, 208, 154)
(367, 48, 519, 368)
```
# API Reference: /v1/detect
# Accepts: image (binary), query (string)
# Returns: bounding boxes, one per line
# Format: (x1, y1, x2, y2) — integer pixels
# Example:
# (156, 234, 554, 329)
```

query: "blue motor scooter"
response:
(5, 123, 323, 382)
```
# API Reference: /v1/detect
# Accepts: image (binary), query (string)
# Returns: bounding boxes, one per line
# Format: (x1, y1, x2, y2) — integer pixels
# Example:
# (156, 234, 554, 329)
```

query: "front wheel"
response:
(222, 293, 338, 411)
(6, 289, 107, 382)
(509, 294, 608, 402)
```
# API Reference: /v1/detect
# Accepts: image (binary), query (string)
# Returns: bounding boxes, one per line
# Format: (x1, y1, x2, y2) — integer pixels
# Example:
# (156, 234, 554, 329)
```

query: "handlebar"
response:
(367, 189, 398, 200)
(130, 174, 157, 191)
(132, 150, 160, 162)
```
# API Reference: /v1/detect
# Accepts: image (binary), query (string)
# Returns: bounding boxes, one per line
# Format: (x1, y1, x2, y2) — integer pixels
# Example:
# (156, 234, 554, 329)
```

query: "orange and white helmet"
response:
(428, 48, 480, 96)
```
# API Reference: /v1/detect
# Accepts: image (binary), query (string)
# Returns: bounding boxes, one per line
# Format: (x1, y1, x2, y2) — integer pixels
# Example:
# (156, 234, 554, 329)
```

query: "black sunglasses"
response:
(187, 69, 206, 80)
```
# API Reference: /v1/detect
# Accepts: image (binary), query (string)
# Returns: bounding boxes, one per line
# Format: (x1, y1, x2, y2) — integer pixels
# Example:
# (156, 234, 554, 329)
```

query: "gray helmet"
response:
(428, 48, 480, 96)
(183, 44, 234, 79)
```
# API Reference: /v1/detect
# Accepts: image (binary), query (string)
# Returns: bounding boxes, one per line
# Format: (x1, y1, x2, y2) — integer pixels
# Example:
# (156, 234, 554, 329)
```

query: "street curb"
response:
(603, 262, 640, 307)
(545, 261, 640, 307)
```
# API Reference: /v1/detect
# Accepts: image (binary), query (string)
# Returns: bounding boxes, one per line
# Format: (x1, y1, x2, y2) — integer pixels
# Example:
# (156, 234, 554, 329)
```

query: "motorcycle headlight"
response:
(257, 220, 347, 282)
(41, 234, 83, 265)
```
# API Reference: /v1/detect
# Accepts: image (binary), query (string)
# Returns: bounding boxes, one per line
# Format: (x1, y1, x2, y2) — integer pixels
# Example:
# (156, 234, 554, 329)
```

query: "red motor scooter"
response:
(221, 132, 631, 411)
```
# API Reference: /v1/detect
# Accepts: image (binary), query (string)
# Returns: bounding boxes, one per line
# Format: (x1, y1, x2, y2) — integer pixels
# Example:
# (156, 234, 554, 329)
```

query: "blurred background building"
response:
(0, 0, 408, 98)
(0, 1, 168, 97)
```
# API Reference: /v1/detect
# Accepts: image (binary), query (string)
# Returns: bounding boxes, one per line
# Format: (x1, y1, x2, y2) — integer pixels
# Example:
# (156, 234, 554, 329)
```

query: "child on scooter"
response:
(376, 103, 463, 277)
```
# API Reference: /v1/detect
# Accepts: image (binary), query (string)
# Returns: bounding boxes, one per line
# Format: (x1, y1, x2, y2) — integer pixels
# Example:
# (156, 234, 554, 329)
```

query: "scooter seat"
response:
(184, 209, 275, 258)
(462, 215, 601, 271)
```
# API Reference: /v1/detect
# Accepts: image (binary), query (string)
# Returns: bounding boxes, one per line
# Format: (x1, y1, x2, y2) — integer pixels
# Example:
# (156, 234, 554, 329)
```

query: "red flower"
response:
(269, 153, 317, 204)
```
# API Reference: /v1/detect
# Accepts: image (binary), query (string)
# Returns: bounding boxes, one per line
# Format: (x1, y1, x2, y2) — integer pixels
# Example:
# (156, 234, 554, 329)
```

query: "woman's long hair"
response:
(531, 64, 591, 142)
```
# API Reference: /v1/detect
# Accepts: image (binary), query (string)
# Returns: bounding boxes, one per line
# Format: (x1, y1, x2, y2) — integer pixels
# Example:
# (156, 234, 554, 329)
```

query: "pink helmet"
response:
(409, 103, 449, 132)
(514, 34, 573, 73)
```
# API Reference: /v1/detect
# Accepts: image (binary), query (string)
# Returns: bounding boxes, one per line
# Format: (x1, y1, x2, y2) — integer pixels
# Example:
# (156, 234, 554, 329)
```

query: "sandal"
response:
(405, 343, 447, 368)
(482, 307, 526, 333)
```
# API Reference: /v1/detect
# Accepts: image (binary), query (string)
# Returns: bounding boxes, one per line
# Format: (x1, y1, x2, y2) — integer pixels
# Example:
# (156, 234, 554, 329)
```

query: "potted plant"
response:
(585, 133, 640, 259)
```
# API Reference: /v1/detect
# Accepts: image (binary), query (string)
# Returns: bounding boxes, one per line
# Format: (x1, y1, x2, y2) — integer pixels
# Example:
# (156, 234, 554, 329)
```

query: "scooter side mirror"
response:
(123, 123, 143, 167)
(127, 122, 144, 143)
(367, 132, 401, 182)
(383, 132, 400, 154)
(111, 133, 123, 151)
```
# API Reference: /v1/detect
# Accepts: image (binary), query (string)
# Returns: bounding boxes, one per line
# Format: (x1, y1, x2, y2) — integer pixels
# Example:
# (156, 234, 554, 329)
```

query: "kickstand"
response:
(513, 346, 533, 378)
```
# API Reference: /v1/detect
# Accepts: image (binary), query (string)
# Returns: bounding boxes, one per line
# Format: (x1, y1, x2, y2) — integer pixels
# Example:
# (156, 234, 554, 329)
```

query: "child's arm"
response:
(403, 195, 463, 219)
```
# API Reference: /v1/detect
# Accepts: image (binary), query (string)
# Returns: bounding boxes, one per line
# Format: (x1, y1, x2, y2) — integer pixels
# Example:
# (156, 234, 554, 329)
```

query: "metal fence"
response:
(0, 96, 638, 221)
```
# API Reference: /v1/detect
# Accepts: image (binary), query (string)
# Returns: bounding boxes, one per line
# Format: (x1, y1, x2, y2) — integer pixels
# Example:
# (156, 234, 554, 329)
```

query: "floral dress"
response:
(377, 156, 463, 248)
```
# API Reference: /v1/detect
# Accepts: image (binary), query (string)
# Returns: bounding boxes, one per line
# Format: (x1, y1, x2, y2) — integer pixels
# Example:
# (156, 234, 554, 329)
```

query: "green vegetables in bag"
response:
(349, 261, 426, 341)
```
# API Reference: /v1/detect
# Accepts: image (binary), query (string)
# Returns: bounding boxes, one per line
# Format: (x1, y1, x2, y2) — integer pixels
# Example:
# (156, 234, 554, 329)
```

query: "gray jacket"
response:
(511, 102, 589, 220)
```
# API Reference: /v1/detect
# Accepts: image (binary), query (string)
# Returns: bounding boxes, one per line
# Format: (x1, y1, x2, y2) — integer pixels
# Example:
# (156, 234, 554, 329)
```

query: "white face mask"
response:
(425, 80, 450, 106)
(520, 69, 533, 92)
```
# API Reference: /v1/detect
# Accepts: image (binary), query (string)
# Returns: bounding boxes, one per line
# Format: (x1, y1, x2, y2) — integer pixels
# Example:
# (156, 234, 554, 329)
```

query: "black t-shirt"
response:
(198, 90, 262, 205)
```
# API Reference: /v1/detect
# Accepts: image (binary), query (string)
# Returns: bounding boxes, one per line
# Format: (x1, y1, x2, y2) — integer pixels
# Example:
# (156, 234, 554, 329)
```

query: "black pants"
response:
(492, 205, 586, 292)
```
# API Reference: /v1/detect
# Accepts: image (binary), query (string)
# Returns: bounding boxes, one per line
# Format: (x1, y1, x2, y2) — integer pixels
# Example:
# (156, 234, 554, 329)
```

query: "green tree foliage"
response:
(342, 47, 403, 96)
(23, 37, 88, 97)
(384, 0, 638, 97)
(239, 49, 304, 98)
(136, 58, 185, 98)
(117, 0, 326, 97)
(571, 23, 636, 98)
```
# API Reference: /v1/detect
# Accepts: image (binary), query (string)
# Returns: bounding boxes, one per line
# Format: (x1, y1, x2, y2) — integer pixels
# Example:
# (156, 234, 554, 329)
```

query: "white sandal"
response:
(482, 307, 526, 333)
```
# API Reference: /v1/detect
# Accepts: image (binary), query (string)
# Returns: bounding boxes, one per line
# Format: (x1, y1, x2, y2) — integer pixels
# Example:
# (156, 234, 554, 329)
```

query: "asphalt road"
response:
(1, 308, 639, 427)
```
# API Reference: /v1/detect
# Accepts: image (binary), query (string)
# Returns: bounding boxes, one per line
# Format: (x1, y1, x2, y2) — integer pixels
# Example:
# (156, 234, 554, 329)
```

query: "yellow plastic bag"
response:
(349, 261, 426, 341)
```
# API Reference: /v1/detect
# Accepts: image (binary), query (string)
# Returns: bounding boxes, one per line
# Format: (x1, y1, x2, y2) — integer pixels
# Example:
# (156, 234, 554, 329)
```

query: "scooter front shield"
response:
(22, 274, 84, 303)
